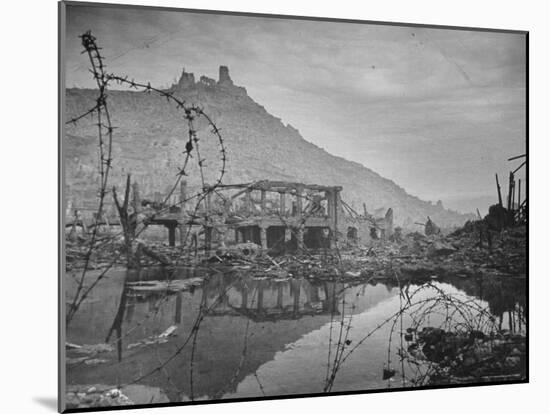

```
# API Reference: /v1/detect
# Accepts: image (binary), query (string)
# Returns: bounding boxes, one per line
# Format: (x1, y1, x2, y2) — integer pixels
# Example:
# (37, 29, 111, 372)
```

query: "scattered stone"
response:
(70, 343, 114, 355)
(406, 327, 526, 384)
(66, 342, 82, 350)
(158, 325, 177, 338)
(127, 278, 203, 293)
(66, 385, 133, 409)
(428, 241, 457, 257)
(382, 367, 396, 380)
(127, 325, 178, 349)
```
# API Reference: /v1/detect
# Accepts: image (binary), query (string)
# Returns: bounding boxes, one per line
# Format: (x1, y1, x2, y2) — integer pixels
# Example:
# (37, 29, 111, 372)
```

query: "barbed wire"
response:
(66, 31, 115, 323)
(322, 271, 501, 391)
(65, 30, 227, 324)
(63, 30, 408, 401)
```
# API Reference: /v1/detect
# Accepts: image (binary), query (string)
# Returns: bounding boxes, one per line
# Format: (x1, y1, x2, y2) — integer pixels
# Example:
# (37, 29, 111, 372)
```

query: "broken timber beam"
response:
(508, 153, 526, 161)
(179, 180, 187, 246)
(508, 171, 514, 211)
(495, 173, 503, 207)
(132, 181, 140, 214)
(518, 179, 521, 210)
(513, 160, 526, 175)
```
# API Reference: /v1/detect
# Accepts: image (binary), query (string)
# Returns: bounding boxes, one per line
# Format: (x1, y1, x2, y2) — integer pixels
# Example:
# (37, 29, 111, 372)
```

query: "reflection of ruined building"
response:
(66, 269, 397, 402)
(204, 277, 340, 322)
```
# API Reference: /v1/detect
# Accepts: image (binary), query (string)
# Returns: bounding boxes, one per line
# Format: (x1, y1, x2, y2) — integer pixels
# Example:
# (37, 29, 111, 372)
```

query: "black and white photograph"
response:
(59, 1, 527, 411)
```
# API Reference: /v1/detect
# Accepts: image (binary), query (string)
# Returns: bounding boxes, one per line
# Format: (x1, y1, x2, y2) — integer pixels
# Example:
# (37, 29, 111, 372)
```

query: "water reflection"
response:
(66, 267, 525, 404)
(204, 277, 341, 321)
(444, 274, 526, 334)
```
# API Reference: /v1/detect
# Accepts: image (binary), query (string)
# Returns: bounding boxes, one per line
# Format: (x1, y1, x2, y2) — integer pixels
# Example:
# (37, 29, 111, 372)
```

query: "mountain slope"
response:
(64, 67, 473, 228)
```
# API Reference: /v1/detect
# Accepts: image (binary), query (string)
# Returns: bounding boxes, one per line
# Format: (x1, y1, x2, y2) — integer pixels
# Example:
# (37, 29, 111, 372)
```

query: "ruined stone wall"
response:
(218, 65, 233, 86)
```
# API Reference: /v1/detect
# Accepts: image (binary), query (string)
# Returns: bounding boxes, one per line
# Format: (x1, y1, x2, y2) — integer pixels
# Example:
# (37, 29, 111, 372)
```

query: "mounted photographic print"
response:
(59, 1, 528, 412)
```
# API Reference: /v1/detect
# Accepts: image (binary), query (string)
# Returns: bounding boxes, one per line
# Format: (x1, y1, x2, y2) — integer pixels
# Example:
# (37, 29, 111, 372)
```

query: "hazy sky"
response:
(65, 5, 527, 212)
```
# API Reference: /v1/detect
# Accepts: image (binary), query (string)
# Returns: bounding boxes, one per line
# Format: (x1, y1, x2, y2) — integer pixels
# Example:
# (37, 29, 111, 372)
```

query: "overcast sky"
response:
(65, 5, 527, 213)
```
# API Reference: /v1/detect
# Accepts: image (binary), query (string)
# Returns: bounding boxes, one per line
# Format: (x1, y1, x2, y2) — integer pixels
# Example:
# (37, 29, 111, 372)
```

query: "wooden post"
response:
(384, 208, 393, 239)
(132, 181, 140, 214)
(245, 189, 252, 215)
(333, 190, 339, 244)
(279, 192, 286, 215)
(518, 179, 521, 210)
(295, 187, 303, 217)
(167, 224, 176, 247)
(363, 202, 368, 217)
(508, 171, 514, 211)
(179, 180, 187, 246)
(297, 225, 304, 252)
(511, 179, 516, 212)
(204, 226, 212, 252)
(113, 174, 139, 268)
(326, 190, 336, 249)
(327, 190, 334, 219)
(284, 227, 292, 243)
(495, 173, 503, 207)
(260, 190, 266, 214)
(260, 226, 267, 251)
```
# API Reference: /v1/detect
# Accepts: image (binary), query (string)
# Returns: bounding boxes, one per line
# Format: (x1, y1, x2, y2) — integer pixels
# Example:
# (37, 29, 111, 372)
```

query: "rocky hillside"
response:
(64, 66, 474, 229)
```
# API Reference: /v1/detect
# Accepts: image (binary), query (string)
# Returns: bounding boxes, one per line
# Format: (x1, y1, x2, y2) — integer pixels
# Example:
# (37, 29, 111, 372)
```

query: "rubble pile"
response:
(65, 238, 196, 271)
(405, 327, 526, 384)
(65, 386, 133, 409)
(66, 221, 527, 285)
(395, 222, 527, 280)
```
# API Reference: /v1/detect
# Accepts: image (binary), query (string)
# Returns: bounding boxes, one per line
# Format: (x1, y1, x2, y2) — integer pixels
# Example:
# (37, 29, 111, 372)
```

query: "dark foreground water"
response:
(65, 267, 525, 404)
